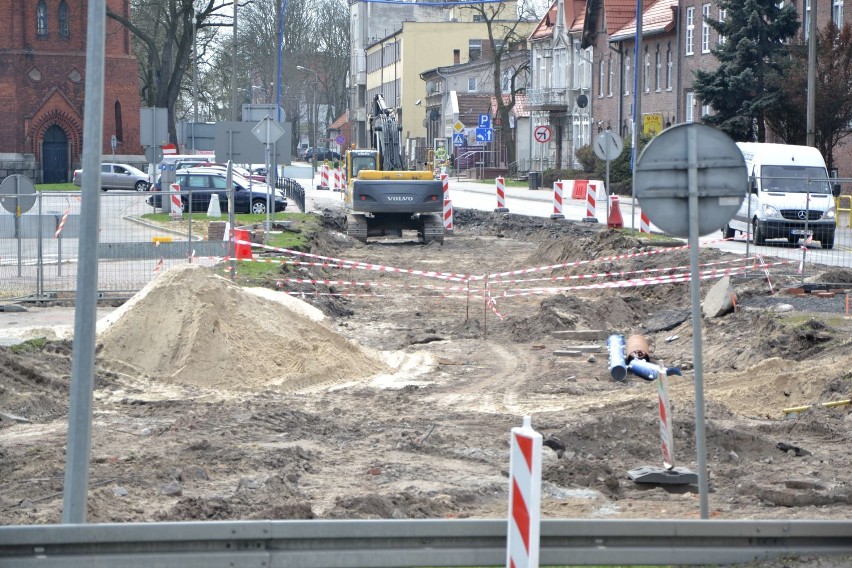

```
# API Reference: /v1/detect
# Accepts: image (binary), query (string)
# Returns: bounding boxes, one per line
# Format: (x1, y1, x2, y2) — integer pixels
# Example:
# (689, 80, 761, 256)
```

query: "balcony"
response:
(526, 87, 570, 111)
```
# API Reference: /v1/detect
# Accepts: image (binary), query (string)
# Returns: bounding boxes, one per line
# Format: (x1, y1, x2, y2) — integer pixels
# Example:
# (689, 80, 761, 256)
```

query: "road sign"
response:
(162, 143, 177, 155)
(453, 121, 465, 133)
(144, 146, 164, 164)
(251, 116, 285, 146)
(478, 114, 491, 129)
(0, 175, 37, 215)
(475, 128, 493, 143)
(335, 135, 345, 145)
(635, 123, 747, 238)
(452, 132, 465, 146)
(533, 125, 552, 143)
(593, 130, 623, 161)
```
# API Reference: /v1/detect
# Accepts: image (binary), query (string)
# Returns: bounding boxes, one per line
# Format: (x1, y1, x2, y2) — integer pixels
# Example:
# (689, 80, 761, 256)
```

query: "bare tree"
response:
(109, 0, 234, 143)
(460, 2, 534, 167)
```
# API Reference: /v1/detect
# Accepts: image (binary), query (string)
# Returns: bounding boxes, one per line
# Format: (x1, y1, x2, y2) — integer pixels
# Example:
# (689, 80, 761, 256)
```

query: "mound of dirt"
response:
(96, 265, 388, 391)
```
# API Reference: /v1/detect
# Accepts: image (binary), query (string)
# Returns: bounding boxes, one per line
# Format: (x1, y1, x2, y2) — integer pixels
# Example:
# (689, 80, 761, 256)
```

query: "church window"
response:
(37, 0, 48, 36)
(59, 1, 70, 38)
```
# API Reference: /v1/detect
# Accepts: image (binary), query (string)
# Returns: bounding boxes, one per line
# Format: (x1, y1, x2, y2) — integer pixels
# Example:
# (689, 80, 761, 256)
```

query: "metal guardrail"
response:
(1, 518, 850, 567)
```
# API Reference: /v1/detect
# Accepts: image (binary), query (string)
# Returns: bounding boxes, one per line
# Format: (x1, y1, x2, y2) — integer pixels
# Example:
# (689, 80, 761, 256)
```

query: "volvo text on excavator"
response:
(344, 94, 444, 244)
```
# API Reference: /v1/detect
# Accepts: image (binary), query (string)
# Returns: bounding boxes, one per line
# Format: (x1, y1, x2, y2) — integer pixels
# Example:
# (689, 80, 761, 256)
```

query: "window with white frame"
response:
(468, 77, 477, 91)
(701, 102, 711, 119)
(644, 51, 650, 92)
(501, 69, 511, 93)
(469, 40, 482, 61)
(624, 56, 630, 95)
(686, 7, 695, 55)
(702, 4, 711, 53)
(833, 0, 843, 25)
(686, 92, 695, 123)
(655, 49, 661, 91)
(666, 47, 672, 89)
(718, 8, 727, 44)
(599, 60, 606, 97)
(575, 47, 592, 91)
(608, 57, 614, 96)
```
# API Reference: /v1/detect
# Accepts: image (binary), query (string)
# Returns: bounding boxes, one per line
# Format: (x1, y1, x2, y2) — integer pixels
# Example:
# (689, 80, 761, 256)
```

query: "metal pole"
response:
(192, 10, 198, 153)
(37, 192, 43, 298)
(687, 127, 709, 520)
(806, 0, 817, 147)
(228, 161, 236, 281)
(276, 0, 284, 123)
(62, 0, 105, 524)
(630, 0, 643, 233)
(231, 0, 238, 121)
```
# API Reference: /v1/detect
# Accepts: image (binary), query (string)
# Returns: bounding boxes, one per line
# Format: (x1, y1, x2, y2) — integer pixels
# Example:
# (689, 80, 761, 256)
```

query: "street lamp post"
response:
(297, 65, 319, 170)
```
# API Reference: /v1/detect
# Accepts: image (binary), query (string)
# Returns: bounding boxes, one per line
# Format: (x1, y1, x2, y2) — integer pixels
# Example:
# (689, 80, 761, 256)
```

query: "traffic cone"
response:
(608, 195, 624, 229)
(233, 228, 253, 260)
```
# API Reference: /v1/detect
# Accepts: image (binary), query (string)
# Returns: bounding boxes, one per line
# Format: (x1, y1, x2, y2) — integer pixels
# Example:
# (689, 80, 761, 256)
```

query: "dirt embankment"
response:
(2, 209, 851, 528)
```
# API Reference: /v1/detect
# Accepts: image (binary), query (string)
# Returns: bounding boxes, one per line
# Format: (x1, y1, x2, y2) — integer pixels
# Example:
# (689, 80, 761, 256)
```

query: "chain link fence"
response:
(0, 178, 306, 301)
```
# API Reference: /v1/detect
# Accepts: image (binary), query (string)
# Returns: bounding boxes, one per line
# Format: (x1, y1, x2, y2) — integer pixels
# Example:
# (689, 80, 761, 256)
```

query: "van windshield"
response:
(760, 165, 831, 194)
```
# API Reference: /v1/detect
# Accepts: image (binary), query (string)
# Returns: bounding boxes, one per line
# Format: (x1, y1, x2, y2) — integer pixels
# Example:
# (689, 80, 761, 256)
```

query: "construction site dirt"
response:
(2, 208, 851, 543)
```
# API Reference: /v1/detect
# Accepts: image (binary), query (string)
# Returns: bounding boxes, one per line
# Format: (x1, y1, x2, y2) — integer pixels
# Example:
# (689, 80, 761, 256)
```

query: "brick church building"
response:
(0, 0, 141, 183)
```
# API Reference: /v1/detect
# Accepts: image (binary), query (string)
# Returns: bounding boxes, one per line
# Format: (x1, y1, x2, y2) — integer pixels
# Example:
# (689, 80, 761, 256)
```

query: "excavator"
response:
(344, 94, 444, 244)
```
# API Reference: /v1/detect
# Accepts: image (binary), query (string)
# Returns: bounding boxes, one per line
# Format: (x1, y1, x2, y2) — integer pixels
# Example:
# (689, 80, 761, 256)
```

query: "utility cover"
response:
(634, 123, 747, 237)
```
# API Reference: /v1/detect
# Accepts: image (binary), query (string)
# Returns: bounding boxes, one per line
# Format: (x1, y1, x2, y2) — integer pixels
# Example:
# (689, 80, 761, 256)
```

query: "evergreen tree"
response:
(693, 0, 799, 142)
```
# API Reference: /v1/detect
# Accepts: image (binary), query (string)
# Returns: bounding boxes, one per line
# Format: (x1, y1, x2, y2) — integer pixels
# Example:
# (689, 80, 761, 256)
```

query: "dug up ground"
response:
(1, 208, 851, 538)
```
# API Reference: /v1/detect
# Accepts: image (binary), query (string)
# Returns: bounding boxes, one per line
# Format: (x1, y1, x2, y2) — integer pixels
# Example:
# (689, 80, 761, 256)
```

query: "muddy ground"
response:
(2, 209, 852, 534)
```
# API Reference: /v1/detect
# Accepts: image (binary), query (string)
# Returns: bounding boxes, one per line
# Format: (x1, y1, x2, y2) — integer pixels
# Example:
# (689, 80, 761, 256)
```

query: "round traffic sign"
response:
(593, 131, 623, 161)
(0, 175, 37, 215)
(533, 125, 552, 143)
(634, 123, 747, 237)
(335, 135, 345, 145)
(145, 146, 164, 164)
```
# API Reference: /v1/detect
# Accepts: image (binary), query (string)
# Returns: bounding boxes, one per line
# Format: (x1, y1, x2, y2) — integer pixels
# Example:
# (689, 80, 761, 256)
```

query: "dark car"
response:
(146, 168, 286, 214)
(305, 147, 341, 162)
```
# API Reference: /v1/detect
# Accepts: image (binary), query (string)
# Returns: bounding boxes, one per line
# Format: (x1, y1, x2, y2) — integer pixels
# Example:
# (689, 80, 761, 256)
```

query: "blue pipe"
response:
(607, 334, 627, 381)
(628, 360, 684, 381)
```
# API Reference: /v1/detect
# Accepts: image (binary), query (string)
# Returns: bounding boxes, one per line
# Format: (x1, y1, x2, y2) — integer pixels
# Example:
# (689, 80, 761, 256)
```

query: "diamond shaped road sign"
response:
(453, 121, 465, 133)
(252, 116, 286, 146)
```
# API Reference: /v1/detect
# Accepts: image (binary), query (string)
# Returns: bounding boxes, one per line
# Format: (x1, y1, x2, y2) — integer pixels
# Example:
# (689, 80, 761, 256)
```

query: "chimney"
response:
(453, 49, 460, 65)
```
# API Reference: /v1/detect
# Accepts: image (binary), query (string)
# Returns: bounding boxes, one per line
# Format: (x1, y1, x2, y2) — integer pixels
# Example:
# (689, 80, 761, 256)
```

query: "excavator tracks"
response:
(345, 214, 369, 243)
(419, 213, 445, 244)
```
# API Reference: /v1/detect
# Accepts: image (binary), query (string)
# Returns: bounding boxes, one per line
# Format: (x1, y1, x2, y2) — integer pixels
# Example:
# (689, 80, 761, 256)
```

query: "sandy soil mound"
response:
(96, 265, 388, 391)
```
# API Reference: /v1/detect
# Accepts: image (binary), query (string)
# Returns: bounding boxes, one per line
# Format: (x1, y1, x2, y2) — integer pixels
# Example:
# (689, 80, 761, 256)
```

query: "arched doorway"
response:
(42, 125, 68, 183)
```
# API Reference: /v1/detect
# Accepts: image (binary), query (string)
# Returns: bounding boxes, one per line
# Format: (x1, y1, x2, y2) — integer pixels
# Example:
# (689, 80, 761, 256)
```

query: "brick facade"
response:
(0, 0, 141, 182)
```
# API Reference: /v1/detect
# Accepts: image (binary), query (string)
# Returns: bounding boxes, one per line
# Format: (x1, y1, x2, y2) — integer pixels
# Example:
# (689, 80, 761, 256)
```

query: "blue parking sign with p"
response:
(479, 114, 491, 129)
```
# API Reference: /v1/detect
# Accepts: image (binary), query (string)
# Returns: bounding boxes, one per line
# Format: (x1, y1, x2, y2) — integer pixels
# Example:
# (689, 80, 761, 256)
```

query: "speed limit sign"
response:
(533, 125, 552, 143)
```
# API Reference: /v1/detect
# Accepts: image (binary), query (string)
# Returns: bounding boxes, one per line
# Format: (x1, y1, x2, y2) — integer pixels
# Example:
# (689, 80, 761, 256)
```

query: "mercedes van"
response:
(723, 143, 838, 249)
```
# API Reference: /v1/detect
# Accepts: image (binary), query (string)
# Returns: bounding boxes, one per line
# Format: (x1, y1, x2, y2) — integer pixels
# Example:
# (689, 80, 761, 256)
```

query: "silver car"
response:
(72, 163, 150, 192)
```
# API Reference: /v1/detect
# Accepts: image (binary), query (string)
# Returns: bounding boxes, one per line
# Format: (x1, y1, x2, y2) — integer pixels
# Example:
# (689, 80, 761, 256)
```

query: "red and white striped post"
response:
(550, 181, 564, 219)
(169, 183, 183, 220)
(495, 176, 509, 212)
(657, 369, 674, 469)
(640, 210, 651, 234)
(441, 174, 454, 233)
(319, 164, 329, 189)
(582, 181, 598, 223)
(338, 166, 346, 191)
(332, 167, 340, 191)
(507, 416, 542, 568)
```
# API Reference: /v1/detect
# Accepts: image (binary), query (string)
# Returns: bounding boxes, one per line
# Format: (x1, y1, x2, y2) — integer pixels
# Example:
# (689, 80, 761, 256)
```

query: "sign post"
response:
(634, 123, 747, 519)
(533, 125, 552, 172)
(252, 116, 286, 240)
(593, 130, 624, 222)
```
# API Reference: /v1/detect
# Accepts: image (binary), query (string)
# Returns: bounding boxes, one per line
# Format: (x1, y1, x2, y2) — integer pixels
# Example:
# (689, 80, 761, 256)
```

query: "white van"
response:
(724, 143, 839, 249)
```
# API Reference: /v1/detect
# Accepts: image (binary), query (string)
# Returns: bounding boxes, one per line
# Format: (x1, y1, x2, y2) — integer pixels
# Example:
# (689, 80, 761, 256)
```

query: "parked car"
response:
(305, 147, 341, 162)
(147, 168, 286, 214)
(72, 163, 149, 191)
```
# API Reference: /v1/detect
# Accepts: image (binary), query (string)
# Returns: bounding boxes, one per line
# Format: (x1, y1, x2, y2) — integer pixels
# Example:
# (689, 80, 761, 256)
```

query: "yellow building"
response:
(361, 3, 532, 166)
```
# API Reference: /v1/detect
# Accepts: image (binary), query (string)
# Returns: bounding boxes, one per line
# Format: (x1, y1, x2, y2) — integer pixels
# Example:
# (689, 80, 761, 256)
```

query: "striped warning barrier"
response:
(169, 184, 182, 219)
(657, 370, 674, 469)
(507, 416, 542, 568)
(332, 167, 340, 191)
(54, 205, 70, 238)
(640, 210, 651, 234)
(550, 181, 564, 219)
(583, 183, 598, 222)
(443, 199, 454, 232)
(337, 166, 346, 191)
(319, 165, 329, 189)
(495, 176, 509, 212)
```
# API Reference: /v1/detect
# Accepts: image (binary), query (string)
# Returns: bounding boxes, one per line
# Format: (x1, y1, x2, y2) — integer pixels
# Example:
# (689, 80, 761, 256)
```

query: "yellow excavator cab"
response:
(356, 170, 434, 181)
